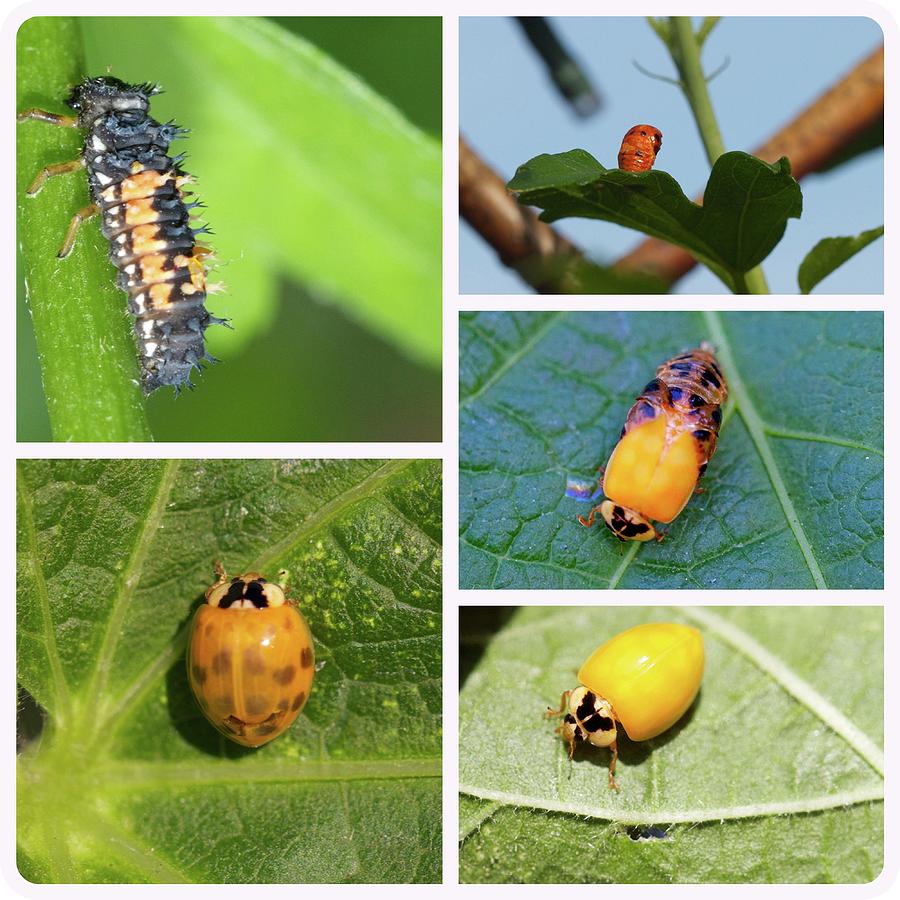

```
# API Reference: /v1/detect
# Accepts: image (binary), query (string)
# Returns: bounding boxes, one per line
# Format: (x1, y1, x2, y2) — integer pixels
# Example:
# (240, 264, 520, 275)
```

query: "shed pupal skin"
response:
(579, 343, 728, 541)
(18, 75, 226, 394)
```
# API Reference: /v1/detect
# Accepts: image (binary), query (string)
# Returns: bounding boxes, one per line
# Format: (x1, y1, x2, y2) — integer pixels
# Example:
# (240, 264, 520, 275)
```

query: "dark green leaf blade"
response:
(458, 606, 884, 884)
(508, 150, 802, 290)
(17, 459, 442, 883)
(798, 226, 884, 294)
(458, 312, 883, 590)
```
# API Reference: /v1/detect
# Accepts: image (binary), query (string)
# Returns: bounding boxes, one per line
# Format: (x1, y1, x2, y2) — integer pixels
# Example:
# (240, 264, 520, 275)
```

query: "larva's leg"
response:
(17, 108, 78, 128)
(24, 157, 84, 197)
(57, 203, 99, 258)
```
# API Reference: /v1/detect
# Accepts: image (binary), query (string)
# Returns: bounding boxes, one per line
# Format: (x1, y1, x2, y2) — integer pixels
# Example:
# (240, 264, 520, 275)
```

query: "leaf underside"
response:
(459, 606, 884, 884)
(459, 311, 883, 589)
(508, 149, 802, 291)
(17, 459, 442, 883)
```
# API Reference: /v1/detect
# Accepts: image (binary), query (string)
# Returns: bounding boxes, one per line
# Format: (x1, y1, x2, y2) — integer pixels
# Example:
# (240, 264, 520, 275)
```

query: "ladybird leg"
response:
(608, 740, 620, 792)
(24, 157, 84, 197)
(654, 528, 667, 543)
(56, 203, 99, 258)
(546, 690, 571, 718)
(577, 505, 601, 528)
(17, 108, 79, 128)
(553, 722, 576, 759)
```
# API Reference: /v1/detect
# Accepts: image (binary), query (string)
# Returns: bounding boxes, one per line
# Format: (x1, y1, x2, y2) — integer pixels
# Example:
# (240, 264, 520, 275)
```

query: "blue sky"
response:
(459, 17, 884, 294)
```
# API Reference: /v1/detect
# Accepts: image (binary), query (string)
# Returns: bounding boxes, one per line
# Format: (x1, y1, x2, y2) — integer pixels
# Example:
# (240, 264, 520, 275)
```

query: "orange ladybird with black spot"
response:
(187, 563, 315, 747)
(617, 124, 663, 172)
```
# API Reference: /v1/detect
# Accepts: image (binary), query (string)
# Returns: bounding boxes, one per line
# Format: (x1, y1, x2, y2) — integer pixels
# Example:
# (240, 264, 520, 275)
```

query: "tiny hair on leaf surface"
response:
(459, 311, 882, 589)
(507, 149, 802, 293)
(458, 606, 883, 884)
(17, 459, 442, 883)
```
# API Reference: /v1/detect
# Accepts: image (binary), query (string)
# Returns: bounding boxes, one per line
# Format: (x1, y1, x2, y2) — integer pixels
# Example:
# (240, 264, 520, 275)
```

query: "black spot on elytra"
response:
(242, 648, 267, 675)
(244, 694, 271, 716)
(291, 691, 307, 711)
(211, 650, 232, 674)
(191, 664, 207, 686)
(273, 665, 296, 685)
(300, 647, 313, 668)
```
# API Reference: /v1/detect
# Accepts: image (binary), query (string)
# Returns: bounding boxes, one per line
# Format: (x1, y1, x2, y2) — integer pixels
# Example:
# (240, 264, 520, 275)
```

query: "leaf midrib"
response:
(457, 783, 884, 827)
(97, 757, 441, 788)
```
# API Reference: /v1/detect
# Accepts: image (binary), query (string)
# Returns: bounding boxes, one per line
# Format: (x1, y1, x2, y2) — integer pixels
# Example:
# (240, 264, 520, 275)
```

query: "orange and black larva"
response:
(617, 124, 662, 173)
(18, 76, 225, 393)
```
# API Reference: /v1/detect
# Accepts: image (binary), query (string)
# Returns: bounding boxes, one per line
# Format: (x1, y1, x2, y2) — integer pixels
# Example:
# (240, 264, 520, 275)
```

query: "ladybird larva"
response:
(617, 124, 663, 173)
(18, 76, 227, 394)
(578, 342, 728, 541)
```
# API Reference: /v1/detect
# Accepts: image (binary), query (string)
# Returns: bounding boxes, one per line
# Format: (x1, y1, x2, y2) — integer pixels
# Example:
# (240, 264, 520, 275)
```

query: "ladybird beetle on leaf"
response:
(17, 76, 227, 394)
(187, 562, 315, 748)
(547, 622, 704, 791)
(577, 343, 728, 542)
(617, 124, 663, 172)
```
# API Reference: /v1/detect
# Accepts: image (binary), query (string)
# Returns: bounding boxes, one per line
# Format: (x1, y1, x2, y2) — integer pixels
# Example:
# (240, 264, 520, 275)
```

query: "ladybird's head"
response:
(599, 500, 658, 542)
(565, 685, 617, 750)
(66, 76, 159, 120)
(205, 573, 287, 609)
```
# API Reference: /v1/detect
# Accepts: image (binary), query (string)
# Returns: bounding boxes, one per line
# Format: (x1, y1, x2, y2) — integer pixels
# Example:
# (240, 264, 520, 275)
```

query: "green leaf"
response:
(17, 459, 442, 883)
(78, 16, 442, 370)
(798, 226, 884, 294)
(507, 149, 802, 292)
(459, 606, 884, 884)
(459, 311, 883, 589)
(16, 17, 151, 441)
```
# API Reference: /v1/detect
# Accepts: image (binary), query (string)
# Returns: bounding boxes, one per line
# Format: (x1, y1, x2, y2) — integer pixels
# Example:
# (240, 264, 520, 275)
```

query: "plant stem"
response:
(17, 17, 152, 441)
(668, 17, 770, 294)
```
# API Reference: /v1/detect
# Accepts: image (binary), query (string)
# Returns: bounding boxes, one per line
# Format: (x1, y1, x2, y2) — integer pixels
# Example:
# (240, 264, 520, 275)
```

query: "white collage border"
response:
(4, 0, 897, 895)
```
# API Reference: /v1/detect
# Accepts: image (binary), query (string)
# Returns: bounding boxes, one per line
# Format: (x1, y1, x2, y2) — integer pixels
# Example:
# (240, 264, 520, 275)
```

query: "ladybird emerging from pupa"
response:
(187, 562, 315, 747)
(17, 75, 227, 394)
(574, 343, 728, 542)
(617, 124, 662, 172)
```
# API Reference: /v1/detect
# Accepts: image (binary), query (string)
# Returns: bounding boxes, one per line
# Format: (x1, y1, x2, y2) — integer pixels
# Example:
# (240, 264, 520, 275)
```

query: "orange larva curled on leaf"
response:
(187, 562, 315, 747)
(617, 124, 663, 172)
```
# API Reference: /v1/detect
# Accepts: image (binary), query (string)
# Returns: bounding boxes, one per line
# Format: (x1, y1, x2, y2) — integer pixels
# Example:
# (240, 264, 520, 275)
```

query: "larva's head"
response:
(599, 500, 658, 542)
(66, 76, 159, 123)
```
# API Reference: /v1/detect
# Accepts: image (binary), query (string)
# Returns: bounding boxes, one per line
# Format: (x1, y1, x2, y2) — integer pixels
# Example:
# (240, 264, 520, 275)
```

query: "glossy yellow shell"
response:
(603, 415, 699, 523)
(187, 603, 315, 748)
(578, 623, 703, 741)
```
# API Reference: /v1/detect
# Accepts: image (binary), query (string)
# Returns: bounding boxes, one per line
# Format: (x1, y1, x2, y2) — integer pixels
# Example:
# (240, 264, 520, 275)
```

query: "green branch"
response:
(17, 17, 152, 441)
(661, 17, 770, 294)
